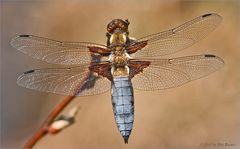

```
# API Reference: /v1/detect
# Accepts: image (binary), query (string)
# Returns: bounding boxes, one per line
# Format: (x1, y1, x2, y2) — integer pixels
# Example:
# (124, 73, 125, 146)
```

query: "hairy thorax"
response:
(110, 46, 130, 77)
(106, 19, 132, 77)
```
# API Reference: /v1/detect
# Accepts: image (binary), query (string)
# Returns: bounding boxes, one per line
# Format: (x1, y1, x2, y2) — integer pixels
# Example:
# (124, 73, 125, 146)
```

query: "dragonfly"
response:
(11, 13, 224, 144)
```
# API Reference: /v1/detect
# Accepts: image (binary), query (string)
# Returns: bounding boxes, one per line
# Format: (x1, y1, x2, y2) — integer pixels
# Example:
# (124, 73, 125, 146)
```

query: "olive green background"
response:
(1, 0, 240, 148)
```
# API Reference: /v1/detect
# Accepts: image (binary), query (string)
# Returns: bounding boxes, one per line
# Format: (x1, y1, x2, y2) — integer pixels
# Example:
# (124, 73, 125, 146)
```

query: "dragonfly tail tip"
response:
(123, 136, 129, 144)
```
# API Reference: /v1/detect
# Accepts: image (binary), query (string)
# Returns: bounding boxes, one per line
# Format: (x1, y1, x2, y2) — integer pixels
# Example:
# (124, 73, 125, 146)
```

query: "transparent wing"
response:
(133, 13, 222, 58)
(17, 66, 111, 96)
(131, 54, 224, 90)
(10, 35, 107, 65)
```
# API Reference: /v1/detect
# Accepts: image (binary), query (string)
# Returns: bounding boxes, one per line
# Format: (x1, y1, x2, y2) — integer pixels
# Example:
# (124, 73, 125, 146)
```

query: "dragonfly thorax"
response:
(109, 47, 131, 77)
(109, 33, 127, 45)
(112, 53, 129, 66)
(107, 19, 131, 77)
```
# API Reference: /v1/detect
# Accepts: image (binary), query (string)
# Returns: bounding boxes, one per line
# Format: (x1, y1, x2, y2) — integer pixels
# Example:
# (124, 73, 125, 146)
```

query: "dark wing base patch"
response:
(128, 60, 150, 79)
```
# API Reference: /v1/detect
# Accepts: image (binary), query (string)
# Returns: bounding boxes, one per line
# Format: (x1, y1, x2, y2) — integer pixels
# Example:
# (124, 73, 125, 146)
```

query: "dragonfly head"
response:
(106, 19, 130, 46)
(107, 19, 129, 34)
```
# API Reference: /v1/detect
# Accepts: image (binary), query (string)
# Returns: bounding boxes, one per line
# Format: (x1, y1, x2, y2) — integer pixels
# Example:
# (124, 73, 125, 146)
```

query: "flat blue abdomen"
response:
(111, 76, 134, 143)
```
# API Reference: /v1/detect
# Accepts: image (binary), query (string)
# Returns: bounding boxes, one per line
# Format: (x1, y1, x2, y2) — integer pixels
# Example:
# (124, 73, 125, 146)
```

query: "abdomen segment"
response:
(111, 76, 134, 143)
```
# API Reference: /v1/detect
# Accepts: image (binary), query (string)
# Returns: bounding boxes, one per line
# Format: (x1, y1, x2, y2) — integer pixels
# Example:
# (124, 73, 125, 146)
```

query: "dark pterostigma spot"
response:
(24, 70, 35, 74)
(202, 13, 212, 18)
(19, 34, 30, 37)
(205, 54, 216, 58)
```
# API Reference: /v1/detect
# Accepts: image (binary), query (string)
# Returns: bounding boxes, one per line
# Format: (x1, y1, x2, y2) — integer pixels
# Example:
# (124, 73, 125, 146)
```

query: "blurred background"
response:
(1, 0, 240, 148)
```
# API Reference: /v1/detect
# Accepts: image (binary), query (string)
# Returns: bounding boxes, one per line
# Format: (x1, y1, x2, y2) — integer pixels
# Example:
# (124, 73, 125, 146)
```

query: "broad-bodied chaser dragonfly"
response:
(11, 13, 224, 143)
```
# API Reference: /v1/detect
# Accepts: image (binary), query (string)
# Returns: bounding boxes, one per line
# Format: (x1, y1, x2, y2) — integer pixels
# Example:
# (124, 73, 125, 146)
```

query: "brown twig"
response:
(23, 95, 76, 148)
(23, 72, 91, 148)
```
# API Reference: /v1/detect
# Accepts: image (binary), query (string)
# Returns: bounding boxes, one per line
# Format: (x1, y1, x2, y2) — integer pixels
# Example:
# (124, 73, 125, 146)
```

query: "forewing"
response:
(11, 35, 107, 65)
(133, 13, 222, 58)
(17, 66, 111, 96)
(131, 55, 224, 90)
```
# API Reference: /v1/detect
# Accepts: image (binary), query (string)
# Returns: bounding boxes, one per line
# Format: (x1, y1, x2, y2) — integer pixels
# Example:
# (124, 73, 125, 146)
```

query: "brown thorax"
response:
(106, 19, 131, 77)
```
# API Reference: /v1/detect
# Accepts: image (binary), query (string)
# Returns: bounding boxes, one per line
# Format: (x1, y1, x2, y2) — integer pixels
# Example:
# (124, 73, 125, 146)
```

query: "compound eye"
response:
(125, 19, 129, 25)
(107, 24, 114, 32)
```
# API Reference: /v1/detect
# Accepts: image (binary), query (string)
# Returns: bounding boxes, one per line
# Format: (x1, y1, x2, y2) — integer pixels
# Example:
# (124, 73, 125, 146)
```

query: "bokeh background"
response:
(1, 0, 240, 148)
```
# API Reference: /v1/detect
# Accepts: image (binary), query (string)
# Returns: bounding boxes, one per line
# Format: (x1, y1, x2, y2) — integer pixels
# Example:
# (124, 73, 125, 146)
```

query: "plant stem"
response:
(23, 95, 76, 148)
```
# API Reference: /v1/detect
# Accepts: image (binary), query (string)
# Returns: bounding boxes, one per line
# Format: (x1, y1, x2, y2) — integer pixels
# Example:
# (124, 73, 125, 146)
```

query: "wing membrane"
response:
(131, 54, 224, 90)
(133, 13, 222, 58)
(11, 35, 107, 65)
(17, 66, 111, 96)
